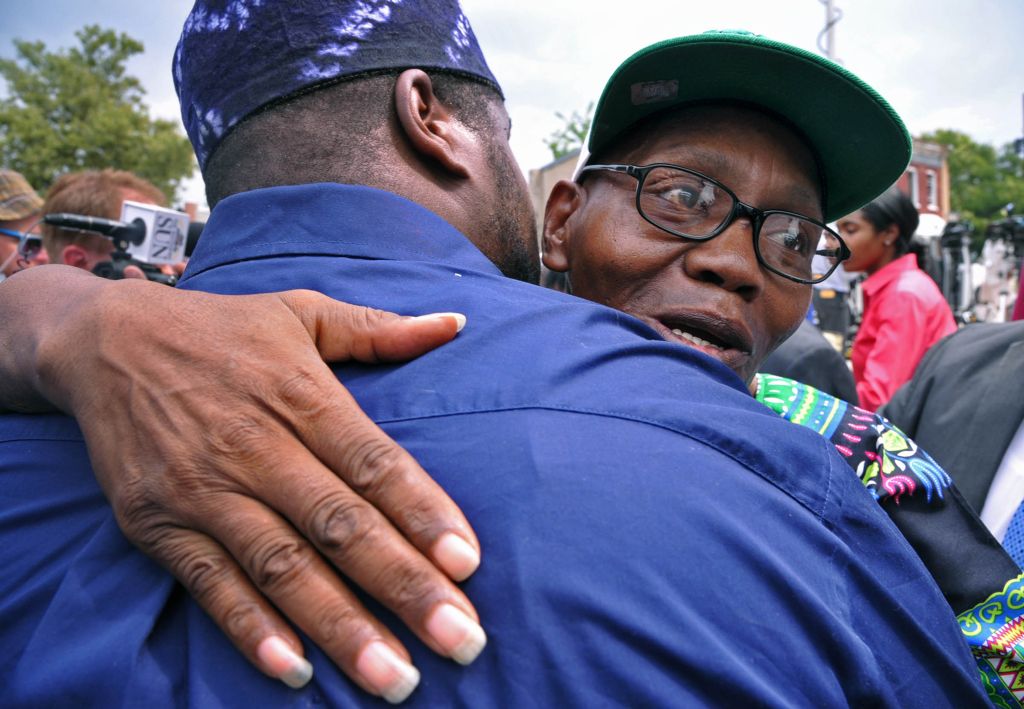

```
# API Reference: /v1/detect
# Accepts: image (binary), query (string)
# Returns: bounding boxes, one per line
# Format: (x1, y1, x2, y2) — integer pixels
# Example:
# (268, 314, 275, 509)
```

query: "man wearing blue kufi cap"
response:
(0, 1, 986, 706)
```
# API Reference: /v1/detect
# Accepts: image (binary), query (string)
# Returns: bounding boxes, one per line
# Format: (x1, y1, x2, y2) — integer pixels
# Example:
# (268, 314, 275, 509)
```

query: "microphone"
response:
(185, 220, 204, 257)
(45, 202, 191, 272)
(119, 201, 189, 266)
(42, 213, 147, 245)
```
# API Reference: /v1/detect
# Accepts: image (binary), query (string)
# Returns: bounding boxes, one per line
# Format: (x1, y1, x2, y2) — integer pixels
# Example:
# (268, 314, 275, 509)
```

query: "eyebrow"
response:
(652, 146, 821, 214)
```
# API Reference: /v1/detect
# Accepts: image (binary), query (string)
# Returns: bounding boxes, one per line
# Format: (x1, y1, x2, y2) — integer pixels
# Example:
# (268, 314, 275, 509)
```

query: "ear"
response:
(394, 69, 471, 179)
(880, 223, 900, 247)
(61, 244, 90, 270)
(541, 180, 584, 272)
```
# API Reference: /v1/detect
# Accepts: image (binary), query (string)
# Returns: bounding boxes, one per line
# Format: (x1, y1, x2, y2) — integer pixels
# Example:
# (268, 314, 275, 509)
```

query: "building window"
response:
(926, 170, 938, 209)
(906, 167, 920, 207)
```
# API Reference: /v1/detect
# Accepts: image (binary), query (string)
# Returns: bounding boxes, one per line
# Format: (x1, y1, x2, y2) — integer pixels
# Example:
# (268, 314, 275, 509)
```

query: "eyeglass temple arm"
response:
(578, 164, 637, 177)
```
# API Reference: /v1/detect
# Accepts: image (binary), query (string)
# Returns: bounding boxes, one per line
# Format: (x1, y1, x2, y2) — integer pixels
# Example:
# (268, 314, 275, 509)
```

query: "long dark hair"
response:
(859, 187, 919, 257)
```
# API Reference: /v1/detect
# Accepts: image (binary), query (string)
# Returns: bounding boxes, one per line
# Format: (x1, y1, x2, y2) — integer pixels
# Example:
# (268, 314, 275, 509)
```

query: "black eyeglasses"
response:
(577, 163, 850, 284)
(0, 227, 44, 260)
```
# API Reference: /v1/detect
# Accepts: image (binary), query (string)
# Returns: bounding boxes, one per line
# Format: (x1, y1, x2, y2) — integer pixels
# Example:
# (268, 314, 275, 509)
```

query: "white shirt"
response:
(980, 418, 1024, 541)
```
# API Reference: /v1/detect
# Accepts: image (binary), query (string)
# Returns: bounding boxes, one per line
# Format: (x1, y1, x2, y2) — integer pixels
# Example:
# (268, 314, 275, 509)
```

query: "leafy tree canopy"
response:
(544, 102, 593, 161)
(919, 128, 1024, 243)
(0, 25, 195, 203)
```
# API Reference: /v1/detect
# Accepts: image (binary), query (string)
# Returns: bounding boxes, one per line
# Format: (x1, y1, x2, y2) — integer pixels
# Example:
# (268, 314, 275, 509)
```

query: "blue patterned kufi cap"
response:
(174, 0, 502, 169)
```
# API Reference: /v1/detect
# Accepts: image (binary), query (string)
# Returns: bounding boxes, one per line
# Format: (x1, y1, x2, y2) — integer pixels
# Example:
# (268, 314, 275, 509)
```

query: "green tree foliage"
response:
(0, 25, 195, 203)
(544, 102, 594, 161)
(919, 129, 1024, 244)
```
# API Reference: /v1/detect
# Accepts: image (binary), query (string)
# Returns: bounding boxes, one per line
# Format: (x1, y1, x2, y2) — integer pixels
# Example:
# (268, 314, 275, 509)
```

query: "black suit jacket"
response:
(881, 321, 1024, 513)
(880, 321, 1024, 610)
(761, 319, 859, 404)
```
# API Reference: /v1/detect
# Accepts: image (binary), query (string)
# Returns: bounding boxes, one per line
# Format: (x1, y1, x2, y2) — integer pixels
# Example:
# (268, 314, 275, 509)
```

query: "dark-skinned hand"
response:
(0, 265, 482, 704)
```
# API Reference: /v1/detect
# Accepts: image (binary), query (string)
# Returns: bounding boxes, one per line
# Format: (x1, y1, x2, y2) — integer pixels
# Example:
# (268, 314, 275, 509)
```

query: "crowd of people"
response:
(1, 0, 1024, 706)
(0, 166, 183, 282)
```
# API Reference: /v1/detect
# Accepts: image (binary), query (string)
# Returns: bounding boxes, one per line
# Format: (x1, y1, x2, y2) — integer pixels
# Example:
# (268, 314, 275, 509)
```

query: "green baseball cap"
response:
(577, 30, 912, 222)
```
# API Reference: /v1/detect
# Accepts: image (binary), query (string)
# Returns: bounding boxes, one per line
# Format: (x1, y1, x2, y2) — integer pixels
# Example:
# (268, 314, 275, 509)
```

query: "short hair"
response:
(42, 169, 167, 261)
(859, 186, 919, 256)
(203, 70, 503, 207)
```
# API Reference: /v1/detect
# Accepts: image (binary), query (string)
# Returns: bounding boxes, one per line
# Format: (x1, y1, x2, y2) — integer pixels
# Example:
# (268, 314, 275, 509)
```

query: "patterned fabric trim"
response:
(756, 373, 1019, 707)
(959, 572, 1024, 706)
(754, 373, 952, 503)
(755, 371, 848, 439)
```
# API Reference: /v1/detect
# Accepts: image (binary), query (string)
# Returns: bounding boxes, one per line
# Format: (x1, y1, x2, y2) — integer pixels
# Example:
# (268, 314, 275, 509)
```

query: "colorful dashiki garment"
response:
(959, 573, 1024, 708)
(754, 373, 1024, 708)
(754, 373, 951, 503)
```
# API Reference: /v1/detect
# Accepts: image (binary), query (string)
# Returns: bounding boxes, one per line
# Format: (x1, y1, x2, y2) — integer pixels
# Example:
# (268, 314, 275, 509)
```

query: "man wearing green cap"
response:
(0, 9, 985, 707)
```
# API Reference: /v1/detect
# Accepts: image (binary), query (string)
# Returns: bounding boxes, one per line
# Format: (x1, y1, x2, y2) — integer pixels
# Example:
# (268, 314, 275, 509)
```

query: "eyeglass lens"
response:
(635, 166, 840, 282)
(0, 229, 43, 259)
(20, 236, 43, 258)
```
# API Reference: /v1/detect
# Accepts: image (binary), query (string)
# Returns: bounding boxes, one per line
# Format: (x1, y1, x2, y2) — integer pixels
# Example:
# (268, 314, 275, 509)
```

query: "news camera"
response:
(42, 201, 203, 286)
(985, 215, 1024, 256)
(937, 219, 975, 318)
(940, 219, 974, 248)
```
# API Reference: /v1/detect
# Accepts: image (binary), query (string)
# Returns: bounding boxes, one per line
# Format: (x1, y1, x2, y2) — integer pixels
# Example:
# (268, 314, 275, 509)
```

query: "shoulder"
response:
(891, 266, 947, 306)
(919, 321, 1023, 372)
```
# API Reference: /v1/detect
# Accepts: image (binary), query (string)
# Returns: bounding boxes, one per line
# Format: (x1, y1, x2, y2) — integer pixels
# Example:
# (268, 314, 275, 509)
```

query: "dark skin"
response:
(0, 69, 537, 703)
(836, 210, 900, 276)
(0, 100, 819, 701)
(544, 106, 816, 384)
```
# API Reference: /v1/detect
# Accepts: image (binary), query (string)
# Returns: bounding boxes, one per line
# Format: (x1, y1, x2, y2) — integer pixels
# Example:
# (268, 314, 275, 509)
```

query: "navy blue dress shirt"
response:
(0, 184, 985, 706)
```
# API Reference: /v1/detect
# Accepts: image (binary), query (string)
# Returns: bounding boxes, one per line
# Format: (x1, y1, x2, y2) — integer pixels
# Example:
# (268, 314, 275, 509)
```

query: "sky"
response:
(2, 0, 1022, 208)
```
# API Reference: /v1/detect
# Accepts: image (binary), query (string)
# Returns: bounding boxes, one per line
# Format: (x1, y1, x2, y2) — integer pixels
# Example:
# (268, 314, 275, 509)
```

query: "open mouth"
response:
(669, 326, 730, 352)
(660, 316, 751, 354)
(652, 313, 754, 377)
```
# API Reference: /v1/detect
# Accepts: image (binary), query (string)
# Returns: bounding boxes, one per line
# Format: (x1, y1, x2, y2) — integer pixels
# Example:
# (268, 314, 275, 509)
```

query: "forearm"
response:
(0, 265, 112, 413)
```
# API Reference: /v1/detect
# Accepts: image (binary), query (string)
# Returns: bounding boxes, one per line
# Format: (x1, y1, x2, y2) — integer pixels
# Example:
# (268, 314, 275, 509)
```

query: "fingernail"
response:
(412, 312, 467, 332)
(425, 603, 487, 666)
(433, 532, 480, 582)
(355, 641, 421, 704)
(257, 635, 314, 689)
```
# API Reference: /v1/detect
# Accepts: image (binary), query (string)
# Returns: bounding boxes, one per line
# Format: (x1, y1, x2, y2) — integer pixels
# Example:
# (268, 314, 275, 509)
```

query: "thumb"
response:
(122, 265, 148, 280)
(277, 289, 466, 363)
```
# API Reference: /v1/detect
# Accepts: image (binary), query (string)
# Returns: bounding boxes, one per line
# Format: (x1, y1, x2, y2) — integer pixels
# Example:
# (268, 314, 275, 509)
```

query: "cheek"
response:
(762, 283, 811, 346)
(572, 242, 647, 307)
(572, 234, 676, 309)
(848, 230, 881, 257)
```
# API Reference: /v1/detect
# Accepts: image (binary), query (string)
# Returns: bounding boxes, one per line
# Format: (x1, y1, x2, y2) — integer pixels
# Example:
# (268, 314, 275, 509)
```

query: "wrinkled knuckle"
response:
(247, 533, 314, 592)
(375, 562, 437, 614)
(347, 303, 393, 333)
(309, 497, 379, 561)
(346, 438, 408, 494)
(313, 604, 362, 647)
(395, 494, 440, 539)
(110, 473, 166, 543)
(177, 549, 235, 608)
(275, 367, 330, 415)
(222, 600, 265, 641)
(208, 414, 271, 464)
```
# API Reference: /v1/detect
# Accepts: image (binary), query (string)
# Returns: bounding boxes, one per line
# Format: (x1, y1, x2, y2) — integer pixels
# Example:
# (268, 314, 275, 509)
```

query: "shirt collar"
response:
(182, 183, 502, 281)
(861, 253, 918, 297)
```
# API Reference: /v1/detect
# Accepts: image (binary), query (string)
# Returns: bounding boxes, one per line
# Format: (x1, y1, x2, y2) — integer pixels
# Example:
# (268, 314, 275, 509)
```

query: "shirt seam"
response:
(374, 402, 832, 521)
(0, 435, 84, 444)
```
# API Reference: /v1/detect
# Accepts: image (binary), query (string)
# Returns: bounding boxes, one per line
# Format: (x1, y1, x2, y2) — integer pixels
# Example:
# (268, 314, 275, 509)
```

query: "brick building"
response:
(897, 139, 950, 221)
